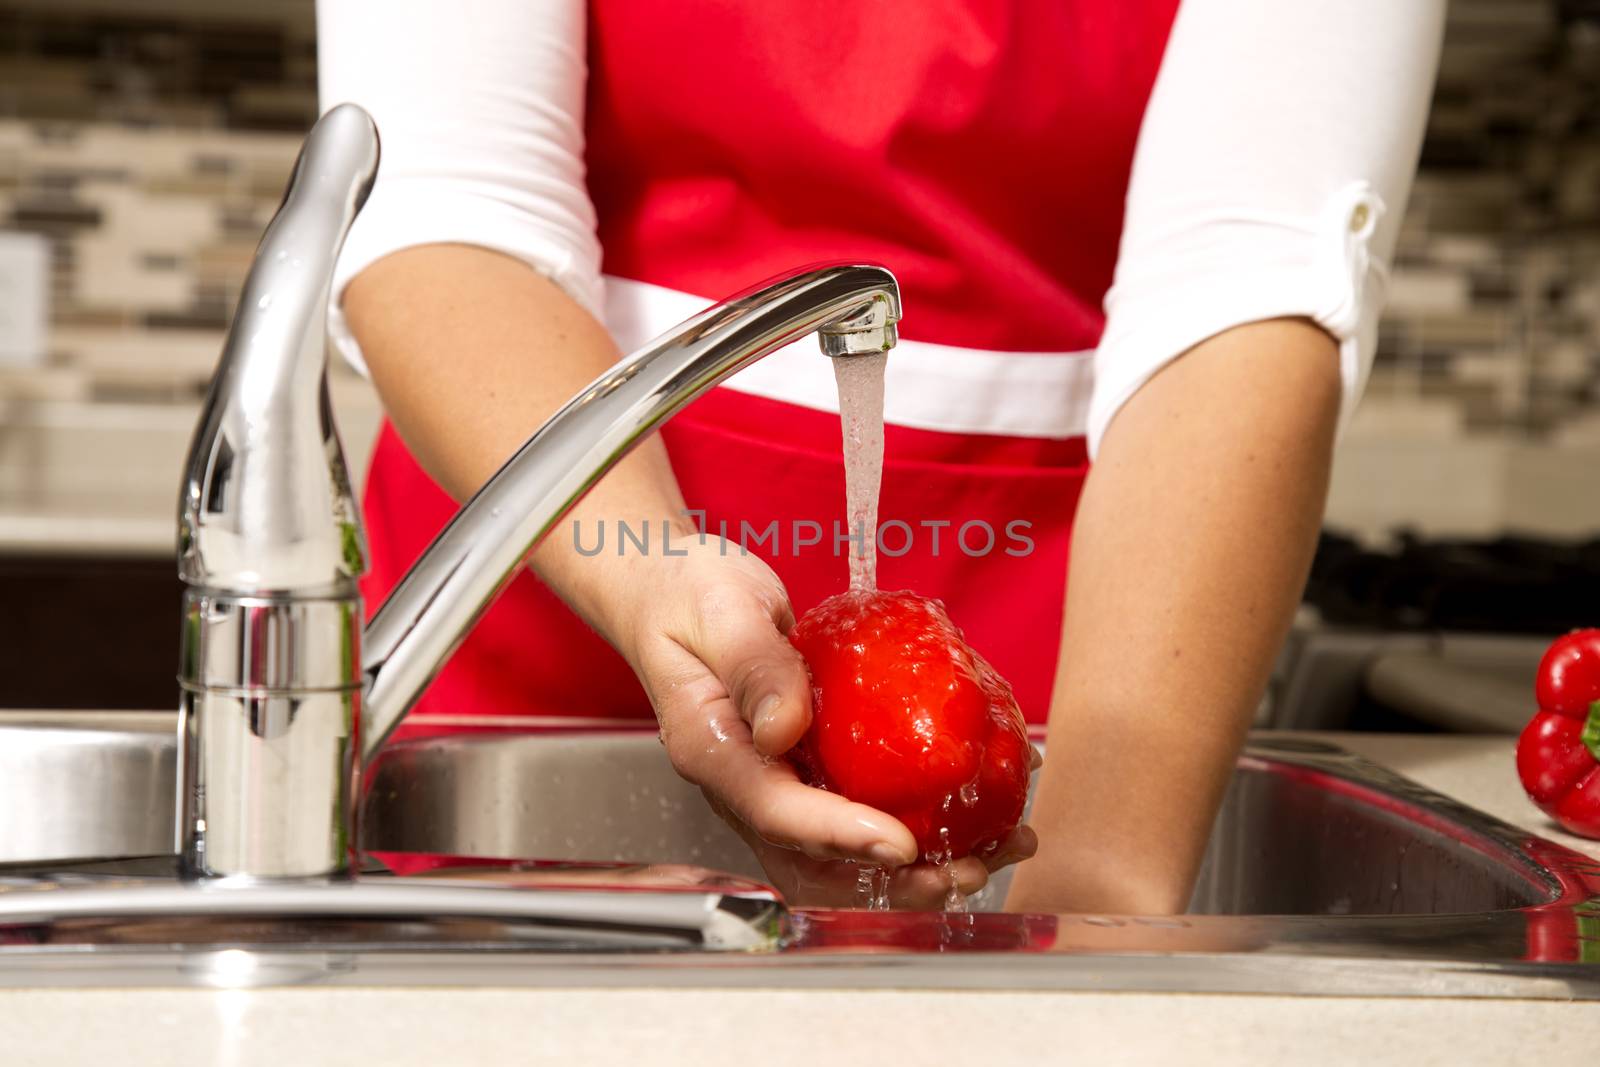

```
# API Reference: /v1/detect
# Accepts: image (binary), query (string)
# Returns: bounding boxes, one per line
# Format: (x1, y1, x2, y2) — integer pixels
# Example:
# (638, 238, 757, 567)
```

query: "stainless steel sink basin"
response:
(0, 710, 174, 862)
(3, 709, 1600, 997)
(0, 711, 1555, 917)
(360, 731, 1549, 918)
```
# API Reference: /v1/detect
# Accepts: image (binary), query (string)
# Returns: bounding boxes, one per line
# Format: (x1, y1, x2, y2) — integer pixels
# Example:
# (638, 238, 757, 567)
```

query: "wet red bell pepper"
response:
(1517, 629, 1600, 838)
(788, 589, 1031, 862)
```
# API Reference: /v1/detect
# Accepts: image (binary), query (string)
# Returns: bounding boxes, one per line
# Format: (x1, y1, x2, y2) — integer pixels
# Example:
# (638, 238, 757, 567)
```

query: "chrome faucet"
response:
(176, 103, 901, 881)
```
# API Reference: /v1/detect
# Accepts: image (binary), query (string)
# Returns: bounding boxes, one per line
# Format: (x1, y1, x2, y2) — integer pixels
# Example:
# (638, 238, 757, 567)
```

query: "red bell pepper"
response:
(788, 589, 1031, 862)
(1516, 628, 1600, 838)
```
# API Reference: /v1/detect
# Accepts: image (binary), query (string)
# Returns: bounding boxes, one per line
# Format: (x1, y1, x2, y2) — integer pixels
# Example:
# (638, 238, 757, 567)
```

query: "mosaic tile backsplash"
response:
(1381, 0, 1600, 441)
(0, 0, 1598, 439)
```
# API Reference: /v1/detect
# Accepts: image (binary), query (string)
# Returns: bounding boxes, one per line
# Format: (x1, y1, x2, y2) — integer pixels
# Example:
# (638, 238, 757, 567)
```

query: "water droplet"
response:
(940, 860, 967, 914)
(256, 293, 272, 310)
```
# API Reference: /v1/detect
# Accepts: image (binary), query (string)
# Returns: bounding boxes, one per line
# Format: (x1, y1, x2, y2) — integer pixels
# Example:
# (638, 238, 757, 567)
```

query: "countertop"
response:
(4, 733, 1599, 1066)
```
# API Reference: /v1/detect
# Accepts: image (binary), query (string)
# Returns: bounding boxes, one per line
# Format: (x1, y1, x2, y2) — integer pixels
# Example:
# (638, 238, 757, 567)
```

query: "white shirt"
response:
(318, 0, 1445, 457)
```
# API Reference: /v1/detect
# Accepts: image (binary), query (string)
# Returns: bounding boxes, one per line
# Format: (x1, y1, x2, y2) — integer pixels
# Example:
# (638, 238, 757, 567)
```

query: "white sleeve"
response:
(315, 0, 599, 373)
(1086, 0, 1446, 456)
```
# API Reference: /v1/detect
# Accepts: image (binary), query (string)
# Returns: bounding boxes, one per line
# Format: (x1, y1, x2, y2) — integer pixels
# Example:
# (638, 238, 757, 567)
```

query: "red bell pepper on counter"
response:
(1517, 629, 1600, 838)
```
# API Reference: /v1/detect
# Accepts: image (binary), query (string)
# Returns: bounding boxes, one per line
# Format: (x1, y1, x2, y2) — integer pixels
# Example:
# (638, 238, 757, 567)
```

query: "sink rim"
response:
(1231, 737, 1568, 907)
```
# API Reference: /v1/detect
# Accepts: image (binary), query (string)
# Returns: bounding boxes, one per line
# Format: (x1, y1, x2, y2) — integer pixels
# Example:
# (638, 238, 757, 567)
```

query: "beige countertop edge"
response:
(3, 986, 1599, 1067)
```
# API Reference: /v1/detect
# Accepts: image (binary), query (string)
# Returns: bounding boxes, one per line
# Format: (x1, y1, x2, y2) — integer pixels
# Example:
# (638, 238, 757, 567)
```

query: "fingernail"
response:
(752, 694, 781, 742)
(869, 841, 912, 867)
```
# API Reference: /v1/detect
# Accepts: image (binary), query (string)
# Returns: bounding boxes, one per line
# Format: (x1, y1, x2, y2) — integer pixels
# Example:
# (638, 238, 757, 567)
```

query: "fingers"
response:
(711, 755, 919, 866)
(688, 585, 813, 758)
(704, 772, 1011, 911)
(833, 859, 989, 909)
(980, 825, 1039, 874)
(1028, 743, 1044, 771)
(643, 633, 914, 866)
(738, 835, 990, 910)
(884, 858, 989, 908)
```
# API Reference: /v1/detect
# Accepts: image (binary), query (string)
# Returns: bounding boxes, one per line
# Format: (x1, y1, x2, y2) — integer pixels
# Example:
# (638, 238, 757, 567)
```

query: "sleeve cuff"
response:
(1087, 182, 1388, 458)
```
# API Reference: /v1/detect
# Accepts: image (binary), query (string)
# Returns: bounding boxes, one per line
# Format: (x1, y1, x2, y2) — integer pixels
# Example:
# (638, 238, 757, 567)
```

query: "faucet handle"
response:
(178, 104, 380, 595)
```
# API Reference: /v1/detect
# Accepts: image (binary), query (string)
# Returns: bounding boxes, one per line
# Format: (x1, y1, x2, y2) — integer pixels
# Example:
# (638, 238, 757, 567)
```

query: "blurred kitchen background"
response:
(0, 0, 1597, 728)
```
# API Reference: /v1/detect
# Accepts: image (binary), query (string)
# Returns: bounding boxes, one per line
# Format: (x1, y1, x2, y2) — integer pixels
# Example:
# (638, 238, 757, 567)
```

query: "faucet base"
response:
(177, 589, 363, 880)
(177, 686, 360, 880)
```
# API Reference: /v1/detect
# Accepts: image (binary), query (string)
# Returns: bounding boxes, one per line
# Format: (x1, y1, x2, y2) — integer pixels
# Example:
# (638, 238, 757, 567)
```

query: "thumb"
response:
(691, 587, 812, 758)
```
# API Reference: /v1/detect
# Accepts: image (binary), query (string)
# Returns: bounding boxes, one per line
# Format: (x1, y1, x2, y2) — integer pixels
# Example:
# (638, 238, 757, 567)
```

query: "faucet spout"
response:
(359, 264, 900, 760)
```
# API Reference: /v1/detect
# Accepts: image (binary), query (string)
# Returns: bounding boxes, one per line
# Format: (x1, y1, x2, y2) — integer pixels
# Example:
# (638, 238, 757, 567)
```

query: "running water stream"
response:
(832, 353, 887, 592)
(831, 352, 966, 914)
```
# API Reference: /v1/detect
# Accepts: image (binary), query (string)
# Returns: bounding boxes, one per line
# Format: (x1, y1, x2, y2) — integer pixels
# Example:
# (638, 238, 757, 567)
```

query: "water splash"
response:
(855, 864, 892, 910)
(832, 353, 887, 591)
(932, 828, 969, 914)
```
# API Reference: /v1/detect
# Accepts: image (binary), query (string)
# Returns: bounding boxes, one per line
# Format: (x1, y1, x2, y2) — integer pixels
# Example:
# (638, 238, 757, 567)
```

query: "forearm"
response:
(1005, 318, 1341, 914)
(342, 243, 689, 636)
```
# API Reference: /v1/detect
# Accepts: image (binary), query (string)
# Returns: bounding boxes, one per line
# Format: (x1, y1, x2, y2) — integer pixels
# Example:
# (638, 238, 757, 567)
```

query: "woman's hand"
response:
(582, 527, 1036, 908)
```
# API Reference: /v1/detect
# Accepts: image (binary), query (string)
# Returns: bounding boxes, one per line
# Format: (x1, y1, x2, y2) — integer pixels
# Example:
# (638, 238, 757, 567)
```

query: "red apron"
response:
(361, 1, 1181, 736)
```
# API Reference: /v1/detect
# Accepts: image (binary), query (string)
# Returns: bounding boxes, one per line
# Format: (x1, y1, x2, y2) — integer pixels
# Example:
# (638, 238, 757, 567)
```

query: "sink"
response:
(3, 710, 1600, 997)
(0, 712, 1555, 916)
(361, 731, 1546, 917)
(0, 710, 175, 862)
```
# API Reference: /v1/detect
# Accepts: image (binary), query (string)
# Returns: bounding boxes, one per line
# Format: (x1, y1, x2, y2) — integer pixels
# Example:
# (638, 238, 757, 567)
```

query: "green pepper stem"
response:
(1583, 701, 1600, 764)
